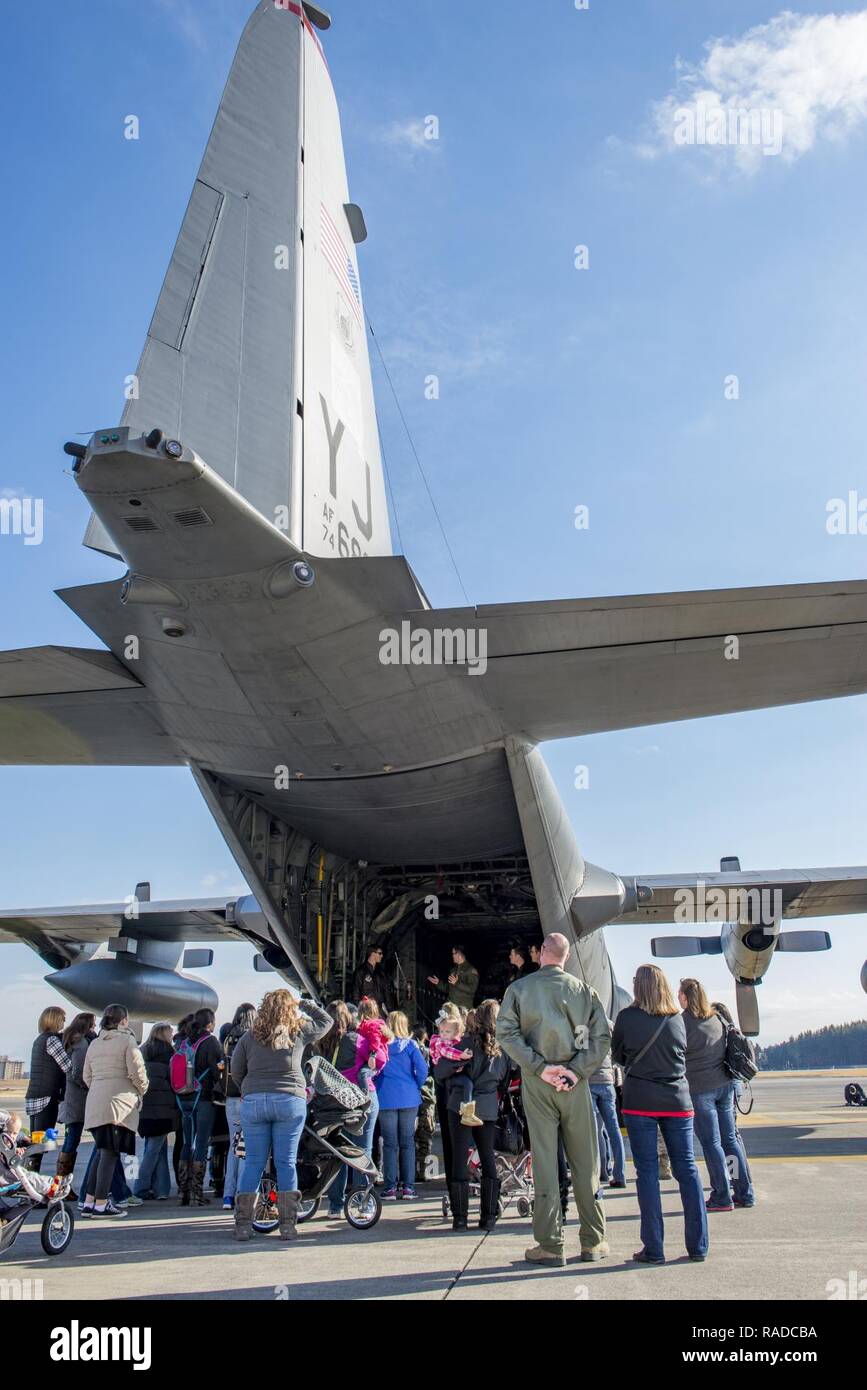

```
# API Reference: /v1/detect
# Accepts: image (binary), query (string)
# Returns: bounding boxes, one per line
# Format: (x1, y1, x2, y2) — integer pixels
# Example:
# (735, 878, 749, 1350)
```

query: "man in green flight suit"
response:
(497, 932, 612, 1266)
(428, 943, 479, 1011)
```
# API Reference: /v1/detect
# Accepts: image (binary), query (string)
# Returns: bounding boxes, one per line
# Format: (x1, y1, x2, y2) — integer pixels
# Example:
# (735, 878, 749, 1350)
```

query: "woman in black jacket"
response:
(134, 1024, 177, 1200)
(611, 964, 708, 1265)
(434, 999, 509, 1232)
(175, 1008, 224, 1207)
(25, 1007, 72, 1171)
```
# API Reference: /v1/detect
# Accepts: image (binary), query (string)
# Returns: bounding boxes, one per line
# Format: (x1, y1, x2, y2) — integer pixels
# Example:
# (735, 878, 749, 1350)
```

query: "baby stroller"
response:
(441, 1076, 535, 1222)
(252, 1057, 381, 1232)
(0, 1111, 75, 1257)
(844, 1082, 867, 1107)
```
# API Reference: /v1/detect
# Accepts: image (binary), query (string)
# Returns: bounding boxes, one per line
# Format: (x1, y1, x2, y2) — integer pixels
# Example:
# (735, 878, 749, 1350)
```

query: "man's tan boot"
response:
(580, 1241, 610, 1262)
(524, 1244, 566, 1267)
(459, 1101, 484, 1128)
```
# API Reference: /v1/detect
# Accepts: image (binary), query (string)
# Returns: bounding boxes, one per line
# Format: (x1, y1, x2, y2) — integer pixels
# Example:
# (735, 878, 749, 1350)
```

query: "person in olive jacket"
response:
(435, 999, 510, 1231)
(428, 944, 479, 1011)
(134, 1023, 177, 1200)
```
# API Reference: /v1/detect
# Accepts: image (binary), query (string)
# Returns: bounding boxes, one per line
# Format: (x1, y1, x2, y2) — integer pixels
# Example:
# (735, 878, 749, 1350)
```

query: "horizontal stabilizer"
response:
(651, 936, 723, 958)
(775, 930, 832, 953)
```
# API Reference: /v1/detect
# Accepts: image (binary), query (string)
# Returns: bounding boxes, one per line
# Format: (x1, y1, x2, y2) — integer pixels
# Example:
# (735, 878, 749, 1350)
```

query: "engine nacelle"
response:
(45, 956, 218, 1021)
(861, 960, 867, 994)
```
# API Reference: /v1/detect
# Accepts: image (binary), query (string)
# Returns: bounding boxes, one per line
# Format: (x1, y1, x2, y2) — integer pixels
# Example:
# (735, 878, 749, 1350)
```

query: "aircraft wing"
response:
(469, 578, 867, 739)
(0, 898, 248, 962)
(0, 644, 179, 765)
(610, 867, 867, 925)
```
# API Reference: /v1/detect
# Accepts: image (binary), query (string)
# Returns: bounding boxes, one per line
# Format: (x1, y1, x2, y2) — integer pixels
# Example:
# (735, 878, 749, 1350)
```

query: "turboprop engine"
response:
(42, 882, 218, 1021)
(650, 857, 831, 1035)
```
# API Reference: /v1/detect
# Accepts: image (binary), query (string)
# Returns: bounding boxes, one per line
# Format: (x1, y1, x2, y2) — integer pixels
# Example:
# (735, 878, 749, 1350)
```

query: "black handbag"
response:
(494, 1091, 523, 1154)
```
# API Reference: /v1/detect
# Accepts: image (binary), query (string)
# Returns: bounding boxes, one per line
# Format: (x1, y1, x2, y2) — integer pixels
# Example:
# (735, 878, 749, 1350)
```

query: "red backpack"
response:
(169, 1036, 208, 1098)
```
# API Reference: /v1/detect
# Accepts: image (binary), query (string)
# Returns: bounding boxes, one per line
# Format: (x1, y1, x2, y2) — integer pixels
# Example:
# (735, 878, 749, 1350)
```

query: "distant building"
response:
(0, 1056, 25, 1081)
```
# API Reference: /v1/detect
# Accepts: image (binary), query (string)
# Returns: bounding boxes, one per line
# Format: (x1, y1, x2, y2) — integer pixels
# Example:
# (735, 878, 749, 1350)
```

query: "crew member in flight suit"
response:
(497, 932, 611, 1266)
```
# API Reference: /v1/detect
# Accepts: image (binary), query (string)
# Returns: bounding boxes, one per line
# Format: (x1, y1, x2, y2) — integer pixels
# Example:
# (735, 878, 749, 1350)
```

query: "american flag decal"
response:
(320, 203, 363, 324)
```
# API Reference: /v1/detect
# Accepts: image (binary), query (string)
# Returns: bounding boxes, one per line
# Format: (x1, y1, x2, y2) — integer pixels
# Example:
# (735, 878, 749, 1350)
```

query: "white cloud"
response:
(377, 118, 441, 154)
(638, 9, 867, 175)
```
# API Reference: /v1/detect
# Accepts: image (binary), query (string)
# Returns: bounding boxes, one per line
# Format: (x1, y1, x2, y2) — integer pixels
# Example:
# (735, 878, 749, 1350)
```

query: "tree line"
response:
(756, 1019, 867, 1070)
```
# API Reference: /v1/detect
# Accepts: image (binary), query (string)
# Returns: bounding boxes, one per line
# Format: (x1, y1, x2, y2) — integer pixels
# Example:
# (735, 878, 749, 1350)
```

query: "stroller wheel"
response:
(344, 1186, 381, 1230)
(516, 1196, 531, 1219)
(297, 1197, 320, 1224)
(252, 1182, 279, 1233)
(41, 1201, 74, 1255)
(442, 1195, 450, 1221)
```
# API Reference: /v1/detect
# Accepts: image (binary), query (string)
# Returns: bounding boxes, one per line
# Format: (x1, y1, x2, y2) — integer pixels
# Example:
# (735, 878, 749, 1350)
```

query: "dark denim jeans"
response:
(625, 1113, 708, 1261)
(692, 1083, 754, 1206)
(379, 1106, 417, 1188)
(135, 1135, 171, 1198)
(177, 1097, 216, 1163)
(61, 1121, 84, 1156)
(590, 1083, 626, 1184)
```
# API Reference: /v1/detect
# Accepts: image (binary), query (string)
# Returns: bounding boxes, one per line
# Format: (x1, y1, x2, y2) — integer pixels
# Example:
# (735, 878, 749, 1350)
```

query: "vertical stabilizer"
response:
(84, 1, 391, 560)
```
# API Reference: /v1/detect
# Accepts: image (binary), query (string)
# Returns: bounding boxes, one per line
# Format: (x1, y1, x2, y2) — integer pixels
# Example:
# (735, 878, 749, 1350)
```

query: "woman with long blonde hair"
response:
(374, 1010, 429, 1201)
(229, 989, 331, 1241)
(611, 964, 708, 1265)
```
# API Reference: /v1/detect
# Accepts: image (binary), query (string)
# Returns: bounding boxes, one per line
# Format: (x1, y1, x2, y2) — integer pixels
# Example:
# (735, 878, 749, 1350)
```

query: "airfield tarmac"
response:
(2, 1071, 864, 1301)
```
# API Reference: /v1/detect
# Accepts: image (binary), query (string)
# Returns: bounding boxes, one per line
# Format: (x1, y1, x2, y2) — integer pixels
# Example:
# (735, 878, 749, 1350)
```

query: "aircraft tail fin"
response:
(85, 0, 391, 562)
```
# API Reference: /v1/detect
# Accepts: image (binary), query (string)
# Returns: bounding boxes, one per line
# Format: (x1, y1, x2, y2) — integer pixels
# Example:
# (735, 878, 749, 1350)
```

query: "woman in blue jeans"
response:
(680, 980, 755, 1211)
(230, 989, 331, 1241)
(375, 1012, 428, 1201)
(612, 964, 709, 1264)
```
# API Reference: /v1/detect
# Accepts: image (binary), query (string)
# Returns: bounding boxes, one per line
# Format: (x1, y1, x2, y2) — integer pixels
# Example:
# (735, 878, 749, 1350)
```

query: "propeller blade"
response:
(775, 930, 831, 953)
(736, 981, 760, 1036)
(651, 936, 723, 958)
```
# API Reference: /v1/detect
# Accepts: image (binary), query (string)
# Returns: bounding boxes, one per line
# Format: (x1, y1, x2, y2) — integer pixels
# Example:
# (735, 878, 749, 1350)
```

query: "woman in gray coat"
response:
(56, 1013, 96, 1199)
(82, 1004, 148, 1219)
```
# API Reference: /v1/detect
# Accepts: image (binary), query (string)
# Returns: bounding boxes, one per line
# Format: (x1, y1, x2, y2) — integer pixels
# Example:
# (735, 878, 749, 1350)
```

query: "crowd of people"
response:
(15, 934, 755, 1262)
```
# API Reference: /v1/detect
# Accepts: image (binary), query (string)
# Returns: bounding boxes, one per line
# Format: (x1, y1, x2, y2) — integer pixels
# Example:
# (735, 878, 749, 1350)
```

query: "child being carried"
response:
(430, 1013, 482, 1127)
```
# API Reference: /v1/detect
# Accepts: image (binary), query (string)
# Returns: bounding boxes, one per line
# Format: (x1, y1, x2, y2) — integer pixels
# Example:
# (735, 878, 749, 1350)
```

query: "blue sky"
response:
(2, 0, 866, 1053)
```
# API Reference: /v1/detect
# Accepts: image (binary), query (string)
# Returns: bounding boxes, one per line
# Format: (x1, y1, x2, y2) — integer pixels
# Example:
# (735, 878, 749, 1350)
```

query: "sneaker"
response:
(400, 1185, 417, 1200)
(124, 1194, 144, 1207)
(608, 1179, 627, 1189)
(706, 1201, 734, 1213)
(381, 1186, 399, 1200)
(91, 1200, 128, 1219)
(79, 1202, 95, 1217)
(733, 1197, 755, 1209)
(222, 1197, 235, 1211)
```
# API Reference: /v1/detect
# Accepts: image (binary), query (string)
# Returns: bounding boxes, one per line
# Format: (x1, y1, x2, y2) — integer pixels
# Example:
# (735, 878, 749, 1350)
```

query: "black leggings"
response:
(447, 1112, 498, 1182)
(94, 1148, 119, 1202)
(436, 1083, 453, 1184)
